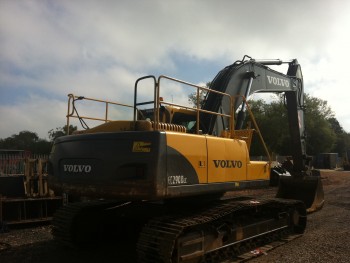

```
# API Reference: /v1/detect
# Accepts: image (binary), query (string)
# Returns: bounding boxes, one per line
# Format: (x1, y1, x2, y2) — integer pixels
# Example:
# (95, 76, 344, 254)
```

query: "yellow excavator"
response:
(49, 56, 324, 262)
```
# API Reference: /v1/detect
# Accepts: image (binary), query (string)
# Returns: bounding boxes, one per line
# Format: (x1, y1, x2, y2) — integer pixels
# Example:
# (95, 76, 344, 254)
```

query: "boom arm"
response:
(201, 56, 306, 175)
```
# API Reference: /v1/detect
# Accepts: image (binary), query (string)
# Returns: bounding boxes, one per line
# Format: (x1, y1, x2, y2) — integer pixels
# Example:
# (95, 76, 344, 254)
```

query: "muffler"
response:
(276, 175, 324, 213)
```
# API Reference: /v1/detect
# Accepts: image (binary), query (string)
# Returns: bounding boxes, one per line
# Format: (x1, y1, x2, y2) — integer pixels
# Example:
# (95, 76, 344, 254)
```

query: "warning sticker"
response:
(132, 141, 151, 152)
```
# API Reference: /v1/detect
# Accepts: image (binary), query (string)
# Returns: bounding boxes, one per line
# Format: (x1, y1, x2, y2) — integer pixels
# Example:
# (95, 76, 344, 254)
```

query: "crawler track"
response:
(137, 198, 306, 263)
(52, 200, 124, 246)
(52, 197, 306, 262)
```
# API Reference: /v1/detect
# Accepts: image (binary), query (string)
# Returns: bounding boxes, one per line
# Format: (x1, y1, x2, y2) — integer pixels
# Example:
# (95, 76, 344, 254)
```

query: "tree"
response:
(0, 131, 51, 154)
(188, 82, 210, 108)
(188, 86, 342, 156)
(247, 94, 337, 156)
(0, 131, 38, 150)
(328, 117, 344, 134)
(48, 125, 77, 142)
(328, 117, 350, 156)
(303, 95, 336, 154)
(247, 98, 290, 156)
(0, 125, 78, 155)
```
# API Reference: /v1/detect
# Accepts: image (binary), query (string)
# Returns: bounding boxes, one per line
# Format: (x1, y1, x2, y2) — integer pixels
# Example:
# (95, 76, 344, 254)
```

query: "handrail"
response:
(66, 77, 271, 164)
(133, 76, 157, 123)
(157, 75, 234, 134)
(66, 93, 133, 134)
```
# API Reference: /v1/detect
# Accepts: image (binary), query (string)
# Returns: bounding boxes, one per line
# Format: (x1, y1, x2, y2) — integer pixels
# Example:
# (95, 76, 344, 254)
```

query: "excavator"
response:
(49, 56, 324, 262)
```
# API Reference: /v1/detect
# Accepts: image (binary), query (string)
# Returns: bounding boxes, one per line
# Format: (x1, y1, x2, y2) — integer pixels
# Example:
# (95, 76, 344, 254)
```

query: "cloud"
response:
(1, 0, 350, 140)
(0, 94, 67, 139)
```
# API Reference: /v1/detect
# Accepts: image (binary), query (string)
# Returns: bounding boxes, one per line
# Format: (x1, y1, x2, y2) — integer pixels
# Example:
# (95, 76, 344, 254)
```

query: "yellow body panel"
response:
(247, 161, 270, 180)
(166, 132, 270, 185)
(207, 136, 248, 183)
(74, 121, 134, 134)
(166, 132, 207, 183)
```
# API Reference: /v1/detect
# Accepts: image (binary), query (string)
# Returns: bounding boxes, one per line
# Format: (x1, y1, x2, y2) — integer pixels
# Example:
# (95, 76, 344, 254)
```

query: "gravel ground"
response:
(1, 170, 349, 263)
(250, 170, 350, 263)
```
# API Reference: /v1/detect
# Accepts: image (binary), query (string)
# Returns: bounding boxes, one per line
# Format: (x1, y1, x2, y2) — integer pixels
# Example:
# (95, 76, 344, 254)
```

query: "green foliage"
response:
(48, 125, 77, 142)
(247, 94, 347, 156)
(327, 117, 350, 156)
(187, 82, 349, 156)
(248, 99, 290, 156)
(188, 82, 211, 108)
(0, 125, 77, 154)
(0, 131, 51, 154)
(188, 90, 207, 108)
(303, 94, 336, 154)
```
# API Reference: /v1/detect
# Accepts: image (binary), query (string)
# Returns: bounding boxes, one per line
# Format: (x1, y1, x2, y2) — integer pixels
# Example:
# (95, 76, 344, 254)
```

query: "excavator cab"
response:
(139, 106, 197, 132)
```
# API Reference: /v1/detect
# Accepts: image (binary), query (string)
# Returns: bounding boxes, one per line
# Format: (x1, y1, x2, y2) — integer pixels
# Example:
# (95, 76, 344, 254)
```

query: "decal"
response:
(168, 175, 188, 185)
(213, 160, 243, 168)
(63, 164, 92, 173)
(267, 75, 290, 88)
(167, 146, 199, 184)
(132, 141, 151, 152)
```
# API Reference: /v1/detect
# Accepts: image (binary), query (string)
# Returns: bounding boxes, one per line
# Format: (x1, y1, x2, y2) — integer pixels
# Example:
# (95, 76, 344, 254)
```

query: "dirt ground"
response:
(1, 170, 350, 263)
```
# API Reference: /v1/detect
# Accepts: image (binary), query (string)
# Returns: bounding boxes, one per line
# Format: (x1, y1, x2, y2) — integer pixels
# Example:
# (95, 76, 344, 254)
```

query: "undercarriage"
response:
(52, 196, 306, 262)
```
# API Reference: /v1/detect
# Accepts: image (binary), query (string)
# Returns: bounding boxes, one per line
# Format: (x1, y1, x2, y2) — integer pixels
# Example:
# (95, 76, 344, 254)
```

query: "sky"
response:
(1, 0, 350, 139)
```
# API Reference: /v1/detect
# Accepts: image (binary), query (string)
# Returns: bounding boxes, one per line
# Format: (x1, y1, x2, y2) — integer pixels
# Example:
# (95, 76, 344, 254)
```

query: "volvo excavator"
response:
(49, 56, 324, 262)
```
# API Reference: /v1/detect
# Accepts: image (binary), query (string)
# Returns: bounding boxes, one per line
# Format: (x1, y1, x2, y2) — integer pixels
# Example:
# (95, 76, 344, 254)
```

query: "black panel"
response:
(49, 131, 168, 199)
(166, 146, 199, 186)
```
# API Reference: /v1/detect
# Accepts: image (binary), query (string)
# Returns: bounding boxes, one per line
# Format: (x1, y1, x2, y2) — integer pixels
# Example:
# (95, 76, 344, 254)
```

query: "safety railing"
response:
(65, 77, 271, 163)
(66, 94, 134, 134)
(133, 75, 157, 123)
(158, 75, 234, 134)
(134, 75, 234, 135)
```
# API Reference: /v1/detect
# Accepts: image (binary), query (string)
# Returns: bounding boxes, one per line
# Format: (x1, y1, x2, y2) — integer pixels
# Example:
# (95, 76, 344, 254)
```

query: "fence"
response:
(0, 154, 50, 198)
(0, 153, 62, 226)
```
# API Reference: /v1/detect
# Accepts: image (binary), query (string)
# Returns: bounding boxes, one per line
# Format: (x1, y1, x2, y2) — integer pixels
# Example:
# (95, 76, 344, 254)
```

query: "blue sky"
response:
(1, 0, 350, 139)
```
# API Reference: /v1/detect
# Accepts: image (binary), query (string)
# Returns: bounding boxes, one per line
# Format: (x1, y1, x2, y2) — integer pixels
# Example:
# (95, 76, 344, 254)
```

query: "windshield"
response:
(172, 112, 196, 131)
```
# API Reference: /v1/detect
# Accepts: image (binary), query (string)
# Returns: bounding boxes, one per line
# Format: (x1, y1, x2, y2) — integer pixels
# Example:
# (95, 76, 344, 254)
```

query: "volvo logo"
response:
(267, 75, 290, 87)
(213, 160, 243, 169)
(63, 164, 92, 173)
